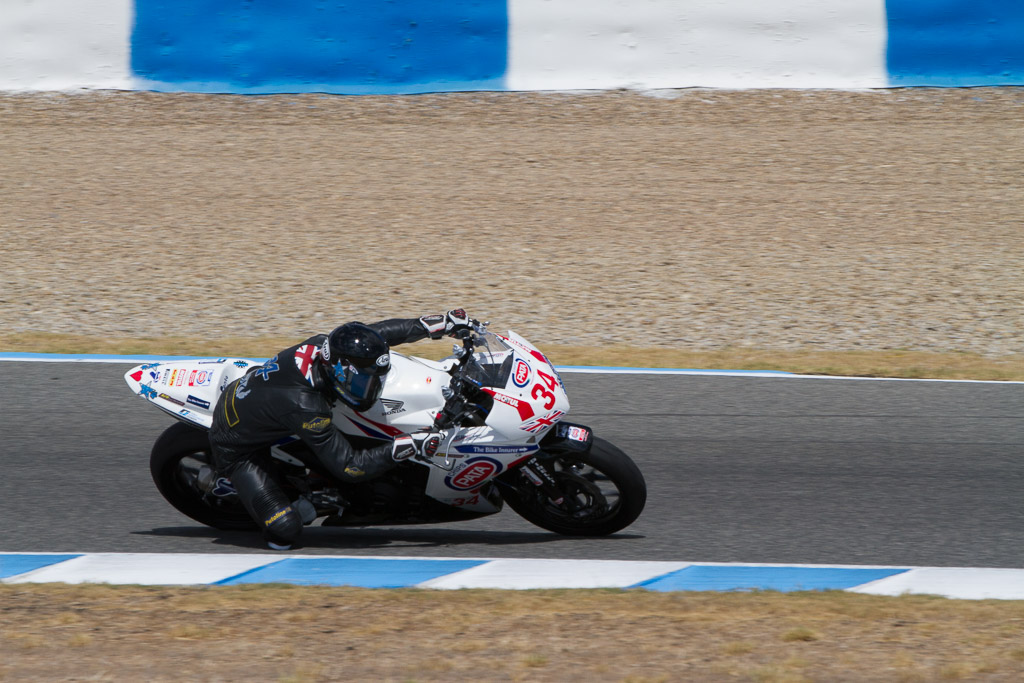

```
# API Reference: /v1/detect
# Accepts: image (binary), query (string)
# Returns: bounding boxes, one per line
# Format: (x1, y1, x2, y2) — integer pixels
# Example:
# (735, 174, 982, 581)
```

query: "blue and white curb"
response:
(2, 554, 1022, 600)
(3, 0, 1024, 93)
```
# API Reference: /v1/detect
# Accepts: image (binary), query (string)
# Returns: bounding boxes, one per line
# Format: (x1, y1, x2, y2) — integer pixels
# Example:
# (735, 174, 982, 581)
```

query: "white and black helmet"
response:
(324, 323, 391, 410)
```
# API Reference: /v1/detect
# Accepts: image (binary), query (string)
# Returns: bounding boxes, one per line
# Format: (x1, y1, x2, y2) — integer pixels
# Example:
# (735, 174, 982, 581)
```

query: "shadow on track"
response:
(134, 526, 646, 552)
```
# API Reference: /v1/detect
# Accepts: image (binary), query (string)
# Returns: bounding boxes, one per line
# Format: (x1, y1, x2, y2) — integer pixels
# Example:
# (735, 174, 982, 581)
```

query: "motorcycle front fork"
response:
(519, 457, 567, 507)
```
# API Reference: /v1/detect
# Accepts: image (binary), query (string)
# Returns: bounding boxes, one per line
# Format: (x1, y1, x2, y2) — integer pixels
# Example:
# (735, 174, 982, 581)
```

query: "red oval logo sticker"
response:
(447, 458, 500, 490)
(512, 359, 531, 387)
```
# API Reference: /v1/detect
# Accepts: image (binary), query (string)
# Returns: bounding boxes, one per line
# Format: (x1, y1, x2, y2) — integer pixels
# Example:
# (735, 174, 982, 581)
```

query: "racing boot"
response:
(292, 495, 317, 525)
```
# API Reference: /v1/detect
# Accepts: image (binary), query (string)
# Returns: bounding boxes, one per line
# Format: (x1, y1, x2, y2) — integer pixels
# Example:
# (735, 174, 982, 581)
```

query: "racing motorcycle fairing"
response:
(128, 322, 647, 537)
(123, 358, 256, 430)
(124, 329, 572, 514)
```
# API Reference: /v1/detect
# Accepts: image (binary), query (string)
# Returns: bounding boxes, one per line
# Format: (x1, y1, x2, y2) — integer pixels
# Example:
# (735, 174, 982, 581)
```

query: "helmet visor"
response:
(333, 362, 387, 406)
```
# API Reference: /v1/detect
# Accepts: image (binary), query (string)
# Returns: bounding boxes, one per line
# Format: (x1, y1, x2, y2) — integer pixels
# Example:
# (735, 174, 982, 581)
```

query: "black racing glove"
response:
(392, 430, 443, 462)
(418, 309, 473, 340)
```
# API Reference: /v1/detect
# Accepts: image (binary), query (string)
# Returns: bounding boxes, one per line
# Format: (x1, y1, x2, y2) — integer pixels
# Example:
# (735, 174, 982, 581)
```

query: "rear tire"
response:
(150, 421, 255, 530)
(500, 437, 646, 536)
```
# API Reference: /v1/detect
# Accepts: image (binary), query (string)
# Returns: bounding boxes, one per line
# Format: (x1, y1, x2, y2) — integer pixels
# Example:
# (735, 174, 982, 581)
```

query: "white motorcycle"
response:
(124, 323, 646, 537)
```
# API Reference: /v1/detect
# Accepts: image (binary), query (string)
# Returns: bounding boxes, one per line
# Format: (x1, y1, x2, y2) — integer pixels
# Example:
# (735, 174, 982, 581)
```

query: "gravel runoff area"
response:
(1, 88, 1022, 359)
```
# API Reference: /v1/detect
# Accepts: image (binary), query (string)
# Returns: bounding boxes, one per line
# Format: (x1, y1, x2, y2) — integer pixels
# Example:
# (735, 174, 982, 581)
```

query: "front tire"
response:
(499, 437, 646, 536)
(150, 421, 255, 530)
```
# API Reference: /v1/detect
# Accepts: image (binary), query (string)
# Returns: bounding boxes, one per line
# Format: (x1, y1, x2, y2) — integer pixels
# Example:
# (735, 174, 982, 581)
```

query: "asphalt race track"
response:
(2, 362, 1021, 567)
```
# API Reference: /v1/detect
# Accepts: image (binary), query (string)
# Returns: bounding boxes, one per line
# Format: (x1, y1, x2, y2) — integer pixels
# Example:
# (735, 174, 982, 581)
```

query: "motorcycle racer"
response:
(209, 309, 472, 550)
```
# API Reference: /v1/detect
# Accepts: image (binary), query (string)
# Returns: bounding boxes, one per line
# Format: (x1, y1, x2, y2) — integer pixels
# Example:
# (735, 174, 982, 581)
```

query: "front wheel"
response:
(499, 437, 646, 536)
(150, 421, 255, 530)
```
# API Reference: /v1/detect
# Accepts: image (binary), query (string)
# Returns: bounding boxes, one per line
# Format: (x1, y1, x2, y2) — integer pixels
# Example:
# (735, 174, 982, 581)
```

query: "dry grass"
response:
(2, 584, 1024, 681)
(2, 333, 1022, 381)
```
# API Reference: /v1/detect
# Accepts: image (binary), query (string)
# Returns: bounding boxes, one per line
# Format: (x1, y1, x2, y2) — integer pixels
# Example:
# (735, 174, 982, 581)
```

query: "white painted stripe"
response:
(728, 373, 1024, 385)
(3, 553, 279, 586)
(2, 353, 1020, 384)
(849, 568, 1024, 600)
(0, 0, 134, 91)
(507, 0, 888, 91)
(419, 559, 689, 590)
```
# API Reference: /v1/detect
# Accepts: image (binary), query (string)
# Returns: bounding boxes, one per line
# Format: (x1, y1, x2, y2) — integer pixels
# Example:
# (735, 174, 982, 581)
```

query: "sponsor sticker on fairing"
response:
(512, 358, 531, 387)
(381, 399, 405, 415)
(444, 457, 503, 491)
(564, 425, 589, 442)
(186, 395, 210, 410)
(483, 389, 535, 421)
(453, 445, 538, 455)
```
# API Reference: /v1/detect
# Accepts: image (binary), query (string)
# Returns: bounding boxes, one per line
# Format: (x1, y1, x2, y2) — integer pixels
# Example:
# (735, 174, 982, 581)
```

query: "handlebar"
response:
(431, 320, 490, 432)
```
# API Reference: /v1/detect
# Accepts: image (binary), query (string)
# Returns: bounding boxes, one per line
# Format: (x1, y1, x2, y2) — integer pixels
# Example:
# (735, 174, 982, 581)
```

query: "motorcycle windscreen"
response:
(465, 333, 514, 388)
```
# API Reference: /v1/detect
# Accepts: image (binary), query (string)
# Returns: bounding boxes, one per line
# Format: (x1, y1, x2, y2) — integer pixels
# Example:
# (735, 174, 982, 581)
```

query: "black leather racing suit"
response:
(209, 318, 431, 547)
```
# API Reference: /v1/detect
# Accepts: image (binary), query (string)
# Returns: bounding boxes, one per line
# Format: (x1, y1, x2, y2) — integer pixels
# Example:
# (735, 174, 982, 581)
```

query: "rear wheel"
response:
(499, 437, 646, 536)
(150, 421, 255, 530)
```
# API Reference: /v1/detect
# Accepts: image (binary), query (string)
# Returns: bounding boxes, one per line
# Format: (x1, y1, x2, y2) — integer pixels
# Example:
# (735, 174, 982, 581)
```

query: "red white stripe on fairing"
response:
(347, 412, 404, 438)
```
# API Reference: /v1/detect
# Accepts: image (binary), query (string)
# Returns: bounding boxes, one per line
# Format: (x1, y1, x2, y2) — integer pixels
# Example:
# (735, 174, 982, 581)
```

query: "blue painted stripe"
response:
(0, 554, 82, 580)
(131, 0, 509, 94)
(635, 565, 909, 592)
(886, 0, 1024, 85)
(217, 557, 486, 588)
